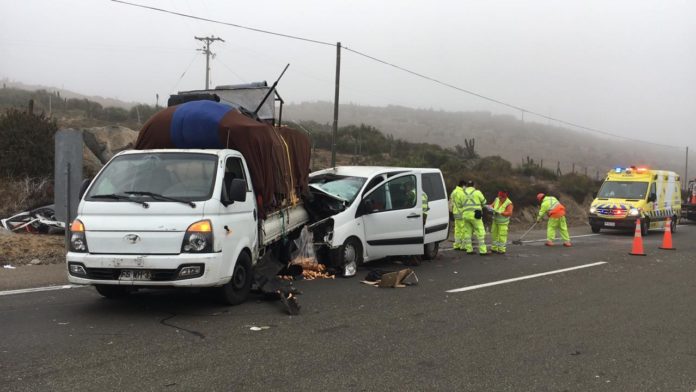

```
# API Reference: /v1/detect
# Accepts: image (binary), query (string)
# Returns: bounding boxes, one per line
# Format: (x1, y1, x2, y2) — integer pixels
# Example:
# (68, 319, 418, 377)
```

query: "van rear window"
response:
(422, 172, 446, 201)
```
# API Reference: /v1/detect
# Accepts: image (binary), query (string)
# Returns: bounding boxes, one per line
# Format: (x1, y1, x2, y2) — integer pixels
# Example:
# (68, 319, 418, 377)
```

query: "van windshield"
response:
(309, 175, 367, 204)
(86, 153, 218, 202)
(597, 181, 649, 199)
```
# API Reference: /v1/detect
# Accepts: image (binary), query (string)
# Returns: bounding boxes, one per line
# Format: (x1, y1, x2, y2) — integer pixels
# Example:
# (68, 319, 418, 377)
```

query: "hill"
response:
(285, 101, 687, 179)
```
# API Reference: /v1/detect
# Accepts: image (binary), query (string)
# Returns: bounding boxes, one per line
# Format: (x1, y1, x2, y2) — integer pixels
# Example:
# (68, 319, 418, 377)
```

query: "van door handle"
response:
(407, 213, 421, 219)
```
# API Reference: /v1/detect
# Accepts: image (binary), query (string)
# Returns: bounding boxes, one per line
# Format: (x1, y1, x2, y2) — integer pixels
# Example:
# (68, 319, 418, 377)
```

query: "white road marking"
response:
(441, 233, 601, 251)
(0, 284, 83, 297)
(445, 261, 607, 293)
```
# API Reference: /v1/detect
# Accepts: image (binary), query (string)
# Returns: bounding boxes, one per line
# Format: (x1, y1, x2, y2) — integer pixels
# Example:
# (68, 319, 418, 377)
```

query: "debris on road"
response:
(1, 205, 65, 234)
(361, 269, 418, 288)
(2, 264, 16, 269)
(249, 326, 271, 331)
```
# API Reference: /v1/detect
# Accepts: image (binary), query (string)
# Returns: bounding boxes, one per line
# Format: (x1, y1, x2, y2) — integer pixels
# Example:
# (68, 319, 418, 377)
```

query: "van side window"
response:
(422, 172, 446, 201)
(364, 175, 416, 213)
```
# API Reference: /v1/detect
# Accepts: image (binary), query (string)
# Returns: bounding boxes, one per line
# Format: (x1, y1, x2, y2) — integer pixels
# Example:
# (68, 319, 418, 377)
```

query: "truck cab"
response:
(308, 166, 449, 275)
(588, 166, 681, 235)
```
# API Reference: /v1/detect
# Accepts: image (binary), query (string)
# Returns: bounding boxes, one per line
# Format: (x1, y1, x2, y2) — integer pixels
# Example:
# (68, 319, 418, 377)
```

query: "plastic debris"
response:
(249, 326, 270, 331)
(3, 265, 16, 269)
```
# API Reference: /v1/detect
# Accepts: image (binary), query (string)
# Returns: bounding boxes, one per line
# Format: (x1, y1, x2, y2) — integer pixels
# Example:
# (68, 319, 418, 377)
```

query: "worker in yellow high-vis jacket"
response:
(536, 193, 572, 247)
(461, 181, 488, 255)
(450, 180, 467, 250)
(489, 190, 514, 254)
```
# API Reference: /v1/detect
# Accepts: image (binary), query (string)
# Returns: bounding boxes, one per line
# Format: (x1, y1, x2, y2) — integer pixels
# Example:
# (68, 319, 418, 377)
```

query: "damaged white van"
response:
(307, 166, 449, 275)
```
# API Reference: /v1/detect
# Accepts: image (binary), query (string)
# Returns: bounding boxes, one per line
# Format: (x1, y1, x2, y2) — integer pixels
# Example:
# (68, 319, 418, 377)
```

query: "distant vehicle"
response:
(682, 178, 696, 221)
(588, 166, 682, 235)
(308, 166, 449, 275)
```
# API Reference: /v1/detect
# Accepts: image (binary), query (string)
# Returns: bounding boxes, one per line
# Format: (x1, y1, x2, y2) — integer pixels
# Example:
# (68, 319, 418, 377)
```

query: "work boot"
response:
(479, 252, 489, 256)
(545, 241, 554, 247)
(563, 242, 572, 247)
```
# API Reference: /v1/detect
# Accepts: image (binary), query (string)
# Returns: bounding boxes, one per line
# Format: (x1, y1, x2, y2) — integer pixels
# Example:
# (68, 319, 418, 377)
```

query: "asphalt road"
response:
(1, 224, 695, 391)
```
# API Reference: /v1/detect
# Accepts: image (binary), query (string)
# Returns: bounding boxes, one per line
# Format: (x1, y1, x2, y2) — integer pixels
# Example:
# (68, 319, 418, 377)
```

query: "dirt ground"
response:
(0, 231, 65, 266)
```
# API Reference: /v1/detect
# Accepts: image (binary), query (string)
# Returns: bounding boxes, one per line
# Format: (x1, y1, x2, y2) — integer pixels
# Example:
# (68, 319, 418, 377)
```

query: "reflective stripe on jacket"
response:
(461, 187, 486, 212)
(451, 186, 465, 219)
(538, 196, 566, 219)
(491, 197, 513, 224)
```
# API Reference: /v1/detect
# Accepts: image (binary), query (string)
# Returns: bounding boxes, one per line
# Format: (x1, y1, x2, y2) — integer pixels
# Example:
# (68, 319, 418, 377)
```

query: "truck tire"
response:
(423, 241, 439, 260)
(218, 252, 252, 305)
(95, 285, 129, 299)
(591, 225, 601, 234)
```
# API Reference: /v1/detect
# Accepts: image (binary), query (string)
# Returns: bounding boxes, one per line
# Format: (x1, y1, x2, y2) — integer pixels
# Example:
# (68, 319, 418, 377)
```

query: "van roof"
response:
(310, 166, 442, 178)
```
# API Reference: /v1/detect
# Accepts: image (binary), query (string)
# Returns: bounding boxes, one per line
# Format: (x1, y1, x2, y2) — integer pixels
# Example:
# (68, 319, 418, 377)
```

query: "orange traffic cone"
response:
(629, 219, 646, 256)
(659, 217, 676, 250)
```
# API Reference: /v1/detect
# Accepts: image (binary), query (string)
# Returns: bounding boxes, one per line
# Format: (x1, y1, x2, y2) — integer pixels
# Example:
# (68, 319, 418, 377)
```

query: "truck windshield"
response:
(86, 153, 218, 202)
(597, 181, 649, 199)
(309, 175, 367, 204)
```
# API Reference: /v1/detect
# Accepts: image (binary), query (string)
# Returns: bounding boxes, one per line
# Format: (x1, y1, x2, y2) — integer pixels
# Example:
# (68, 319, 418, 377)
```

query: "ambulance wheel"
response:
(640, 219, 649, 236)
(670, 216, 677, 233)
(423, 241, 439, 260)
(218, 252, 252, 305)
(591, 225, 601, 234)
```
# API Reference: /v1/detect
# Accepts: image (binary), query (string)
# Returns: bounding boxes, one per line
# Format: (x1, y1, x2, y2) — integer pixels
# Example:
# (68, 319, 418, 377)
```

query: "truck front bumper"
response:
(66, 252, 229, 287)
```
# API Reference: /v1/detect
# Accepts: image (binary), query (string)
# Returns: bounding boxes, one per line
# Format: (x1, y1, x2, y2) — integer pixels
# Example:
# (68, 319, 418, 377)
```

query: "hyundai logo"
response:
(124, 234, 141, 244)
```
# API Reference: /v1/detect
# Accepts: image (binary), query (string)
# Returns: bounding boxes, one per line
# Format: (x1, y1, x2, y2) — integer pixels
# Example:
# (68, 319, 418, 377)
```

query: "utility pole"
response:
(331, 42, 341, 168)
(195, 35, 224, 90)
(686, 146, 689, 191)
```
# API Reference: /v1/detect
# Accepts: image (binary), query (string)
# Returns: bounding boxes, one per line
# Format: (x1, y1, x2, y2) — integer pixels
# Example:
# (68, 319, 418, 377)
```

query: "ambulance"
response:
(588, 166, 681, 235)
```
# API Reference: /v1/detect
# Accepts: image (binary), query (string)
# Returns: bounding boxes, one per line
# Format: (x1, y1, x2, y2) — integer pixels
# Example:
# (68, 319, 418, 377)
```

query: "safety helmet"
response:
(536, 193, 545, 202)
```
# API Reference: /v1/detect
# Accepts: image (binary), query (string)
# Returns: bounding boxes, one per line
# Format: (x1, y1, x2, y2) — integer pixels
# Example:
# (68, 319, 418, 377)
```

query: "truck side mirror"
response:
(648, 193, 656, 202)
(223, 178, 247, 206)
(79, 178, 93, 199)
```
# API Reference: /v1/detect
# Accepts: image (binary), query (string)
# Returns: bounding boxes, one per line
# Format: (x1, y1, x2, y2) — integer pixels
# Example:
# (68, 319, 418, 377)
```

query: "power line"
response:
(111, 0, 683, 150)
(342, 46, 680, 149)
(110, 0, 334, 47)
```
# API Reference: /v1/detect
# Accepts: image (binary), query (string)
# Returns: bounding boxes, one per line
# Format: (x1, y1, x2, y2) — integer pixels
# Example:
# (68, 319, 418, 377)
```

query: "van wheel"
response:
(423, 242, 439, 260)
(95, 285, 129, 299)
(337, 238, 362, 278)
(218, 252, 252, 305)
(591, 225, 601, 234)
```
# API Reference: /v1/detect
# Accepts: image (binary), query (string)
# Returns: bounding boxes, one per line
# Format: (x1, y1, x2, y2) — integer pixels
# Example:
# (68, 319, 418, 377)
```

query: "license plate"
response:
(604, 222, 616, 227)
(119, 270, 151, 281)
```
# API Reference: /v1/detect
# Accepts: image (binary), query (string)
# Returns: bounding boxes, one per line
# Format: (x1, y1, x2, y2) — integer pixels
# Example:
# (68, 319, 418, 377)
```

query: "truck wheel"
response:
(339, 238, 363, 278)
(95, 285, 129, 299)
(218, 252, 252, 305)
(423, 241, 439, 260)
(591, 225, 601, 234)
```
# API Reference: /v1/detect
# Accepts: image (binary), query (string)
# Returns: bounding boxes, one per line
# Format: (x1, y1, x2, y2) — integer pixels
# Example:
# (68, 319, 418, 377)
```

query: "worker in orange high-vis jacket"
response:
(536, 193, 571, 247)
(489, 190, 513, 254)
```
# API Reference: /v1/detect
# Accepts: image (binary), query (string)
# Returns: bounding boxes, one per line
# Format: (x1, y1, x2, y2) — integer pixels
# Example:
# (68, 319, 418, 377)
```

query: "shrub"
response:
(0, 109, 58, 178)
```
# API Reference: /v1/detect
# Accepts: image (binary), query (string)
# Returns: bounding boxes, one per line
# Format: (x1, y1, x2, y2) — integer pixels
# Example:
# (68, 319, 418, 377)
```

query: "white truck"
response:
(67, 148, 309, 304)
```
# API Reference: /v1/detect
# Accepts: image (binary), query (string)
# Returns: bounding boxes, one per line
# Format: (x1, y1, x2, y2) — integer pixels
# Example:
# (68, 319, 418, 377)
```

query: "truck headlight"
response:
(589, 206, 597, 214)
(69, 220, 89, 253)
(182, 220, 213, 253)
(629, 208, 640, 216)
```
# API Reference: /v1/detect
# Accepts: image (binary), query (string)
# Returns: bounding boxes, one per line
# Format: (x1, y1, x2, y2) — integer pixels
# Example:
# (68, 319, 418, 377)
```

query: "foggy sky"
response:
(2, 0, 695, 149)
